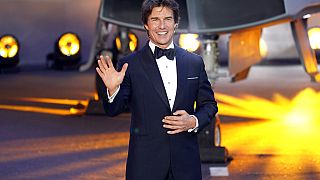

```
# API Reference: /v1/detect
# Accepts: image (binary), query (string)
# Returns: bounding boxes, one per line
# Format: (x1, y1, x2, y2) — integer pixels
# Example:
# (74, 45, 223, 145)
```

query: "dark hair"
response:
(141, 0, 180, 25)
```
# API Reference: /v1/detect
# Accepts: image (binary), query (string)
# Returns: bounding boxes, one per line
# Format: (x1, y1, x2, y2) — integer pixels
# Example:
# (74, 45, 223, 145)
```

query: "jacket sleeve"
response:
(102, 58, 131, 117)
(194, 57, 218, 131)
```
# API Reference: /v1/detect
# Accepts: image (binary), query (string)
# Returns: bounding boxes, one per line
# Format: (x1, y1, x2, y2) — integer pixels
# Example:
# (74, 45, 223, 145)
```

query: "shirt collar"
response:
(149, 41, 174, 54)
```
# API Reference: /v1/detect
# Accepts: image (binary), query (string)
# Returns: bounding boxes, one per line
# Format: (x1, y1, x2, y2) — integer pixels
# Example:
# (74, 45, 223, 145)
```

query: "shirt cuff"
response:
(188, 115, 199, 133)
(106, 86, 120, 103)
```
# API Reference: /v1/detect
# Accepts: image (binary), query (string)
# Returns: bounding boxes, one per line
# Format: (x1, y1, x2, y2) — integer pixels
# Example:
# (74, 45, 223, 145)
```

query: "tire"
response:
(198, 114, 222, 148)
(214, 115, 222, 147)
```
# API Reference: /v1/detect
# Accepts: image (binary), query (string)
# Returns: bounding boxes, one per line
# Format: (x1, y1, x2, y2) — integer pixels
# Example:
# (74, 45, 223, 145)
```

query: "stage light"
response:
(259, 38, 268, 58)
(308, 27, 320, 50)
(46, 32, 81, 69)
(115, 31, 138, 53)
(179, 34, 200, 52)
(0, 34, 19, 68)
(58, 33, 80, 56)
(303, 14, 311, 19)
(128, 33, 138, 52)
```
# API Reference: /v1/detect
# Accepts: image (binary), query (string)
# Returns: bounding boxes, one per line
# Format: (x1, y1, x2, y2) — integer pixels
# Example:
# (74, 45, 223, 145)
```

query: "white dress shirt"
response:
(149, 41, 177, 110)
(107, 41, 198, 132)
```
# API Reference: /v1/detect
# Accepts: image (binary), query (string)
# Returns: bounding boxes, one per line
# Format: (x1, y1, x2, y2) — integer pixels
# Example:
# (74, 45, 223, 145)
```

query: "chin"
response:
(157, 40, 171, 45)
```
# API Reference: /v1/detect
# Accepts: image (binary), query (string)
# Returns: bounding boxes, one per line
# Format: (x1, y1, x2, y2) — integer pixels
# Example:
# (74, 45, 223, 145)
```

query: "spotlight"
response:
(179, 33, 200, 52)
(0, 34, 20, 69)
(259, 38, 268, 58)
(115, 31, 138, 53)
(303, 14, 312, 19)
(46, 32, 81, 70)
(308, 27, 320, 50)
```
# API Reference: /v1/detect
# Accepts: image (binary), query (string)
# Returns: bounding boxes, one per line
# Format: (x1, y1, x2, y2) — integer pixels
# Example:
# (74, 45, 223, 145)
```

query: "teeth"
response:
(157, 32, 167, 35)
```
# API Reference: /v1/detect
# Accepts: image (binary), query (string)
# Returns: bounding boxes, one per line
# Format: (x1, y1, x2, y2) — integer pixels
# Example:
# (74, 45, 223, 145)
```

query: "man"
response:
(96, 0, 218, 179)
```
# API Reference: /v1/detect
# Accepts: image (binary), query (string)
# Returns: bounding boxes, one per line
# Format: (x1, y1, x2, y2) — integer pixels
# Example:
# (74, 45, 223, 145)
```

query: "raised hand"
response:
(96, 55, 128, 95)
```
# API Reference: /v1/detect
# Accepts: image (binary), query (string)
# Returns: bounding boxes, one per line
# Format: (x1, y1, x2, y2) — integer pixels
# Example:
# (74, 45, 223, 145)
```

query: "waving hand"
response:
(96, 55, 128, 95)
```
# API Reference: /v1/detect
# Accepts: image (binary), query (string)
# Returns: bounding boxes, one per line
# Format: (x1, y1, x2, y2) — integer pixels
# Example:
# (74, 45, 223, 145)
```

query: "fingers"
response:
(106, 55, 115, 70)
(97, 59, 107, 73)
(120, 63, 128, 76)
(95, 67, 104, 78)
(164, 115, 180, 121)
(163, 124, 180, 130)
(162, 118, 183, 126)
(99, 56, 109, 70)
(163, 121, 185, 134)
(167, 129, 184, 135)
(173, 110, 188, 116)
(164, 113, 188, 122)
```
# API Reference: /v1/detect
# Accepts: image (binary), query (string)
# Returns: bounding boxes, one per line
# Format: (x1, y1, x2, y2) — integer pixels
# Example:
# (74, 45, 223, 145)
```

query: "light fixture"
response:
(46, 32, 81, 69)
(115, 31, 138, 53)
(308, 27, 320, 50)
(259, 38, 268, 58)
(303, 14, 312, 19)
(179, 33, 200, 52)
(0, 34, 20, 68)
(58, 33, 80, 56)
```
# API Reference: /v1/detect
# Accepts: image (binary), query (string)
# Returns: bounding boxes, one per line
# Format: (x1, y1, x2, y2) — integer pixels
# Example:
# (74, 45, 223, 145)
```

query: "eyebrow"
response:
(150, 16, 173, 20)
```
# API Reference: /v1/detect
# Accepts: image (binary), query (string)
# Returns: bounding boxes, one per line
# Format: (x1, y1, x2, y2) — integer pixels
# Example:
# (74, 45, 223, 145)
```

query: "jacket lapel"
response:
(139, 44, 170, 109)
(172, 46, 188, 111)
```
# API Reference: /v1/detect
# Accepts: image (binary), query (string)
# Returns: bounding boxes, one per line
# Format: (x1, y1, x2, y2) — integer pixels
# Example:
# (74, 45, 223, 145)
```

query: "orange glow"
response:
(313, 73, 320, 82)
(217, 88, 320, 179)
(0, 104, 72, 116)
(128, 33, 138, 52)
(216, 88, 320, 123)
(0, 97, 88, 116)
(69, 106, 86, 115)
(17, 97, 88, 106)
(93, 92, 99, 101)
(116, 32, 138, 52)
(217, 88, 320, 156)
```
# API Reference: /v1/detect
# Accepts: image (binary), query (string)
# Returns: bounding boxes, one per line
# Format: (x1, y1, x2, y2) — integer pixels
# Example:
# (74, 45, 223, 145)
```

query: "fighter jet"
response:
(81, 0, 320, 83)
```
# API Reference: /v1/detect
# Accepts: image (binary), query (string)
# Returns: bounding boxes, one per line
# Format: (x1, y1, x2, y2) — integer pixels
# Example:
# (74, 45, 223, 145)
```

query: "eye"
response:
(150, 18, 158, 22)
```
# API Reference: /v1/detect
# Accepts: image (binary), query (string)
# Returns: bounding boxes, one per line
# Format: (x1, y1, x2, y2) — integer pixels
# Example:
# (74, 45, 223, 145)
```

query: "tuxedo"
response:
(103, 43, 218, 180)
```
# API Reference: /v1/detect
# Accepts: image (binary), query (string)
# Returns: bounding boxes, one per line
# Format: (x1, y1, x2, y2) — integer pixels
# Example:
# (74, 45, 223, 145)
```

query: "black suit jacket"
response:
(103, 43, 218, 180)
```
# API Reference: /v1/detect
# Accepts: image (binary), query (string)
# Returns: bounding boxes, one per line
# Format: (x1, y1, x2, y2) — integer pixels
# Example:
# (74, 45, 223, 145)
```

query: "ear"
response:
(174, 24, 178, 33)
(174, 23, 178, 30)
(144, 24, 149, 31)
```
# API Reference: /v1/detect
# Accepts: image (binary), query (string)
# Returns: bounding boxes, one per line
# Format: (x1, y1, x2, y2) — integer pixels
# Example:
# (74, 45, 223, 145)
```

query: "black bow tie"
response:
(154, 46, 175, 60)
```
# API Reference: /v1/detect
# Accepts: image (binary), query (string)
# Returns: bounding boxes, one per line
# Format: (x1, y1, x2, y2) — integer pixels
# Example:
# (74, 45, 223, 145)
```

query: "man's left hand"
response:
(163, 110, 196, 134)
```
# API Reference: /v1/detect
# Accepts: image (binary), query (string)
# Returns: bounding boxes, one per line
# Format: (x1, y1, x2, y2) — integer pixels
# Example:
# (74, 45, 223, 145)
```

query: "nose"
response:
(159, 20, 165, 29)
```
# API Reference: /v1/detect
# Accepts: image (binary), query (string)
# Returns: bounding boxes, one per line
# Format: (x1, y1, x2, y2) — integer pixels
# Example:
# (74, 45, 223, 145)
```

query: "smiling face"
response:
(144, 6, 177, 49)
